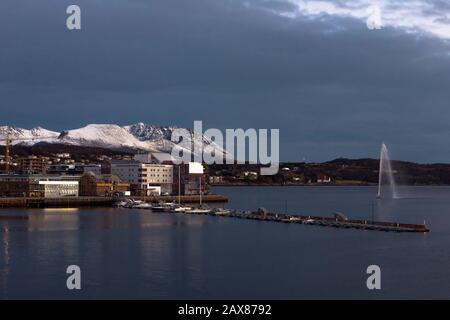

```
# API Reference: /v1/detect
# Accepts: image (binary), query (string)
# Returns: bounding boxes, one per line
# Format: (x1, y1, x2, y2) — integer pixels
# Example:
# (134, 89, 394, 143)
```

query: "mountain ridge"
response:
(0, 123, 228, 157)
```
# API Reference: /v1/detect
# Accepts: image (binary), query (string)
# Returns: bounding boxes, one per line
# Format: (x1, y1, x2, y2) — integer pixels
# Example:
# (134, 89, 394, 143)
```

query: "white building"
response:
(38, 180, 79, 198)
(110, 160, 173, 195)
(120, 153, 206, 196)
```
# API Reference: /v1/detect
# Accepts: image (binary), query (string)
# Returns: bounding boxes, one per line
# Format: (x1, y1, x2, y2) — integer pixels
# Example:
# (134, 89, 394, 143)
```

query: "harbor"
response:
(0, 192, 429, 233)
(0, 194, 229, 208)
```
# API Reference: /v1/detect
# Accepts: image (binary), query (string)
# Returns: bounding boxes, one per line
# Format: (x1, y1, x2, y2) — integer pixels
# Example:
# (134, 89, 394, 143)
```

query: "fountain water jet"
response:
(377, 143, 398, 199)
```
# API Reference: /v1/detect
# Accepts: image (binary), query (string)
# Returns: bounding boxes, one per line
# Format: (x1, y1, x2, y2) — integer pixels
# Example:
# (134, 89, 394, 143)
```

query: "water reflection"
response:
(1, 224, 10, 298)
(1, 187, 449, 299)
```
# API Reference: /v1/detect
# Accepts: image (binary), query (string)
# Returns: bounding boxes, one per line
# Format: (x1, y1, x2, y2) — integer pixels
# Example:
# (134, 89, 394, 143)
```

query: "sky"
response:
(1, 0, 450, 162)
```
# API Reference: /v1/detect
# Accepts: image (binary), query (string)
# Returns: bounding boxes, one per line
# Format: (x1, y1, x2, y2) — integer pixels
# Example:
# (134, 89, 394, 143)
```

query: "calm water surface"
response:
(1, 186, 450, 299)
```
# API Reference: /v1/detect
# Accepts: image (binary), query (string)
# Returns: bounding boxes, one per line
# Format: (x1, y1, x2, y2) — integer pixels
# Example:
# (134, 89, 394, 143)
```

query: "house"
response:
(317, 174, 332, 183)
(241, 171, 258, 180)
(209, 175, 224, 184)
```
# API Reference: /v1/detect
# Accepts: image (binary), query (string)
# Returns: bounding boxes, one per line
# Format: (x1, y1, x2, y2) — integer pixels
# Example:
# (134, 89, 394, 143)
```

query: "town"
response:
(3, 145, 450, 204)
(0, 145, 344, 202)
(0, 150, 209, 201)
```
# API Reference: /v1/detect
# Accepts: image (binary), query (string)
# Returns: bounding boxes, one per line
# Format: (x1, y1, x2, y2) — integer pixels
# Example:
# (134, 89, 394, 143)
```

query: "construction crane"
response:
(4, 132, 11, 174)
(3, 132, 56, 174)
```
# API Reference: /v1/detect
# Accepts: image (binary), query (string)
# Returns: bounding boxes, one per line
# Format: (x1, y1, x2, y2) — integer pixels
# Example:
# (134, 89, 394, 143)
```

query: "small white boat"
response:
(115, 201, 129, 208)
(289, 217, 302, 222)
(150, 202, 179, 212)
(213, 208, 231, 216)
(132, 202, 152, 209)
(303, 218, 315, 224)
(186, 208, 212, 214)
(173, 206, 192, 213)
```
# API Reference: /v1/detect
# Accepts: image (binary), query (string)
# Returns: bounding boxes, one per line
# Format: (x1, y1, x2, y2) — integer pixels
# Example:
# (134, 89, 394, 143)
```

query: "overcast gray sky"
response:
(1, 0, 450, 162)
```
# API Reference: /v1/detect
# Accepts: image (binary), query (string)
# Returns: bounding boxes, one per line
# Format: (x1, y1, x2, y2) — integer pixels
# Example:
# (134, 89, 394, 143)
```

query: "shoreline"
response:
(210, 183, 450, 187)
(211, 183, 377, 187)
(0, 194, 228, 209)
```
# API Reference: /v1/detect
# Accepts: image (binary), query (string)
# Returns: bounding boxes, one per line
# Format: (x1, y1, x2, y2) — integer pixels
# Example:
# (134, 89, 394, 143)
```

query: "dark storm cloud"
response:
(1, 0, 450, 161)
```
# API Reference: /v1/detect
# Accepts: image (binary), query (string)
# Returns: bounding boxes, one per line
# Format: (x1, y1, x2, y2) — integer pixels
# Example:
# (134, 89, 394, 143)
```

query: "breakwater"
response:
(224, 212, 430, 233)
(180, 210, 429, 233)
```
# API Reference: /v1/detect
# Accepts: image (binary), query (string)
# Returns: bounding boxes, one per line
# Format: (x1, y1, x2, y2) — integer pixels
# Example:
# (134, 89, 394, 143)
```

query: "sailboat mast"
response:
(199, 175, 202, 206)
(178, 166, 181, 205)
(5, 132, 11, 174)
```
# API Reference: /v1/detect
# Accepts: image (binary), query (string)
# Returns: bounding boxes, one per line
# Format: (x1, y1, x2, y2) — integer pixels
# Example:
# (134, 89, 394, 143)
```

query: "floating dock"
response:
(188, 210, 430, 233)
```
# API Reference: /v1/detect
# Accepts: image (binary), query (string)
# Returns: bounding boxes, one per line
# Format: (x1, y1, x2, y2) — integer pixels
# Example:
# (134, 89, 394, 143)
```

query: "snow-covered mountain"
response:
(57, 124, 151, 150)
(124, 122, 177, 141)
(0, 123, 229, 158)
(0, 126, 59, 144)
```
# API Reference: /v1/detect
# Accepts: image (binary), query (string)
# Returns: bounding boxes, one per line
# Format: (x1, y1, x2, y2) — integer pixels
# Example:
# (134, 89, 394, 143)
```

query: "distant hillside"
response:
(3, 141, 450, 185)
(210, 158, 450, 185)
(0, 143, 133, 163)
(323, 158, 450, 185)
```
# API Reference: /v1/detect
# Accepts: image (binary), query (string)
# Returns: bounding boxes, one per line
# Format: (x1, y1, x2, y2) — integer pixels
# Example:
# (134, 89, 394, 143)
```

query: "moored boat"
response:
(213, 208, 232, 216)
(186, 207, 212, 214)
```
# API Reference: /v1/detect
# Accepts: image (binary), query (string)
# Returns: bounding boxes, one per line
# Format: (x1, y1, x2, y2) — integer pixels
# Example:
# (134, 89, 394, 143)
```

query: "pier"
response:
(184, 209, 430, 233)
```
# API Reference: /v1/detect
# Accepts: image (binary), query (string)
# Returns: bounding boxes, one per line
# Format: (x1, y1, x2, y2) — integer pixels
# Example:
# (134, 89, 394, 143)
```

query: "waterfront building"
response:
(38, 180, 79, 198)
(79, 172, 129, 197)
(134, 152, 206, 195)
(109, 153, 206, 196)
(109, 160, 173, 196)
(0, 174, 80, 198)
(173, 162, 206, 195)
(317, 174, 332, 183)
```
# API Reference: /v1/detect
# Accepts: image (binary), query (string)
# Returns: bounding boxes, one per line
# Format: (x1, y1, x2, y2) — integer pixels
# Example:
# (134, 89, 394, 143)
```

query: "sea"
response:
(1, 186, 449, 299)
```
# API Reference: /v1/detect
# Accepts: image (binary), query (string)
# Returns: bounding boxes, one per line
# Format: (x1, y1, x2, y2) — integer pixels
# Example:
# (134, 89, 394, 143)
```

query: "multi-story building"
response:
(173, 162, 205, 195)
(139, 163, 173, 195)
(109, 160, 173, 196)
(17, 156, 49, 174)
(79, 173, 129, 197)
(109, 153, 206, 196)
(109, 160, 140, 184)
